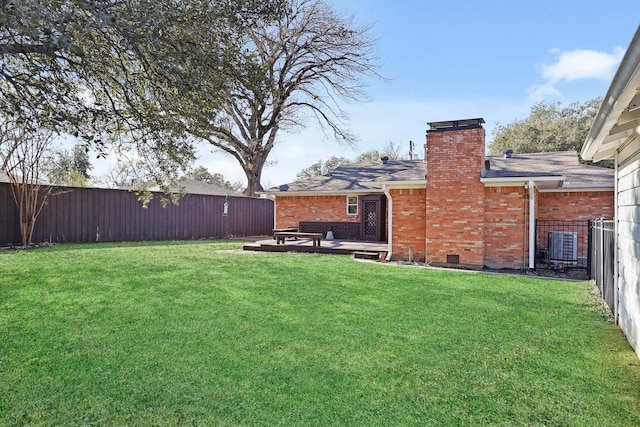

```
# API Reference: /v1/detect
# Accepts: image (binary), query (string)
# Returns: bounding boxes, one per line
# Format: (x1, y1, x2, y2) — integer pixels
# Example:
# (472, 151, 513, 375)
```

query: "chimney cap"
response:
(427, 118, 485, 131)
(504, 148, 514, 158)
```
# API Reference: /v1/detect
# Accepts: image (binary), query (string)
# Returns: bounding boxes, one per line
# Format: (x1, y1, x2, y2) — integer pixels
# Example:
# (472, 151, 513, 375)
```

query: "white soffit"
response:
(582, 26, 640, 161)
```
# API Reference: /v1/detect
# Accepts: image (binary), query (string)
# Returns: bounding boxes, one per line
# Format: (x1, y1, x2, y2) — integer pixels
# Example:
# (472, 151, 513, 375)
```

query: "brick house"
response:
(263, 118, 614, 269)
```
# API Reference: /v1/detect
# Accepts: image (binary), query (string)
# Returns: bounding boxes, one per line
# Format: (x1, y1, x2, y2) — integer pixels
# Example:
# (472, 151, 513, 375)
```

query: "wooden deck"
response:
(243, 237, 388, 259)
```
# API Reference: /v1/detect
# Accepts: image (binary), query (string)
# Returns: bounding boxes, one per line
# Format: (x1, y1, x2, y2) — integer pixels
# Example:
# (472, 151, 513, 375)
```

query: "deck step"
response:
(352, 251, 381, 260)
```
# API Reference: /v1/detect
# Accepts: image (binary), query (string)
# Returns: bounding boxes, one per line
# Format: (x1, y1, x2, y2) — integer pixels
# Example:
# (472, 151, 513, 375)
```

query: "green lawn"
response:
(1, 241, 639, 426)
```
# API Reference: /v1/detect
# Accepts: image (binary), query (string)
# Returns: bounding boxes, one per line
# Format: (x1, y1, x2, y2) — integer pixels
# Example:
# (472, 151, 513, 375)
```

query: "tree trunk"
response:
(242, 153, 267, 197)
(243, 167, 264, 197)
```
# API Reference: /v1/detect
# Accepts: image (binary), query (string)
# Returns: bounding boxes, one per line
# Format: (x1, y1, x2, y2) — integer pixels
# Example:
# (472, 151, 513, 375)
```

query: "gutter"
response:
(258, 180, 427, 197)
(382, 184, 393, 261)
(369, 180, 427, 189)
(480, 176, 564, 186)
(538, 185, 614, 193)
(258, 189, 375, 197)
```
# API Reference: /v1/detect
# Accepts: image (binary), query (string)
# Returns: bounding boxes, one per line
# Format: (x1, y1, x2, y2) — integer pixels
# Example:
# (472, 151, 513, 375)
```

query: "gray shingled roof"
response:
(265, 151, 613, 194)
(0, 170, 50, 185)
(483, 151, 614, 188)
(267, 160, 426, 193)
(149, 178, 242, 196)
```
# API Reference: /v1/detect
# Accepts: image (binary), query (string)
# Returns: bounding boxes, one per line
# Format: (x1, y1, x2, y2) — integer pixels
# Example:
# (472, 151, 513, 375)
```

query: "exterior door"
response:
(361, 195, 385, 241)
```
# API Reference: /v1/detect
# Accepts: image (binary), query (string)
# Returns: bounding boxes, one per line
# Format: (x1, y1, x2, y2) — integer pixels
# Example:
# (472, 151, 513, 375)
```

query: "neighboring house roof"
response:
(482, 151, 614, 191)
(149, 178, 242, 196)
(0, 170, 51, 185)
(263, 160, 426, 195)
(581, 25, 640, 162)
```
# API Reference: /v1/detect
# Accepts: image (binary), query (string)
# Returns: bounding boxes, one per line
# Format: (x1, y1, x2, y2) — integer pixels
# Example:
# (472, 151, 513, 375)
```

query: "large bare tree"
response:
(182, 0, 381, 196)
(3, 0, 378, 197)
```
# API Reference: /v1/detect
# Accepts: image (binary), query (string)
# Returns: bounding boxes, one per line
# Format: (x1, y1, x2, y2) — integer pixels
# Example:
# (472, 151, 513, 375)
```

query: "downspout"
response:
(528, 180, 535, 269)
(614, 151, 619, 324)
(382, 184, 393, 261)
(273, 196, 277, 229)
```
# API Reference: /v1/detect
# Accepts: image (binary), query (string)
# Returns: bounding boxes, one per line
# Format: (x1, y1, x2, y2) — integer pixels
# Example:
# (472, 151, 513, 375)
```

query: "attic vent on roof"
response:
(504, 148, 513, 158)
(381, 156, 389, 164)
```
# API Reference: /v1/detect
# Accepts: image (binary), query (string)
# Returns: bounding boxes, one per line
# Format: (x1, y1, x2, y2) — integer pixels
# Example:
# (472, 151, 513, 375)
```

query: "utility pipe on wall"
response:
(528, 179, 535, 269)
(382, 184, 393, 261)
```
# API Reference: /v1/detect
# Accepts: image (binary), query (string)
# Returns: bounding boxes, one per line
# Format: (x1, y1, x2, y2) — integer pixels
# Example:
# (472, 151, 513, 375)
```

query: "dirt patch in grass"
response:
(0, 242, 54, 251)
(379, 259, 590, 281)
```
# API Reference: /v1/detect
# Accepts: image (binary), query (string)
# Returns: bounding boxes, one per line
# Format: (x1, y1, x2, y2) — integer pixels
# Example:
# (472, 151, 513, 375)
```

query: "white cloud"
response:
(526, 83, 563, 104)
(542, 47, 625, 82)
(525, 47, 624, 103)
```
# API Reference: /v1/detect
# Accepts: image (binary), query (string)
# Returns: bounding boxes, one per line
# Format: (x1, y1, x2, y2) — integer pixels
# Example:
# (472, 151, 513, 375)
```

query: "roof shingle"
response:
(483, 151, 614, 188)
(265, 151, 613, 194)
(268, 160, 426, 193)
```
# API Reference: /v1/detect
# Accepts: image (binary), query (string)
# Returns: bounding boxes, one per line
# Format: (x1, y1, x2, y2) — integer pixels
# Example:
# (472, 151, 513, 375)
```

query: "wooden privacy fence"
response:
(0, 183, 274, 245)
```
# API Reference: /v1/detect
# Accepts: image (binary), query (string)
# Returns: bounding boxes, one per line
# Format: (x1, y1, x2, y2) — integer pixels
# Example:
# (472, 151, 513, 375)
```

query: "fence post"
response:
(587, 220, 592, 279)
(599, 219, 604, 295)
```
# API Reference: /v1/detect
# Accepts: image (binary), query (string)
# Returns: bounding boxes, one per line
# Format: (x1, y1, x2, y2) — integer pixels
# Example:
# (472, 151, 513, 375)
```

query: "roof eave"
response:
(368, 180, 427, 189)
(480, 176, 565, 187)
(539, 185, 614, 193)
(581, 25, 640, 161)
(258, 188, 383, 197)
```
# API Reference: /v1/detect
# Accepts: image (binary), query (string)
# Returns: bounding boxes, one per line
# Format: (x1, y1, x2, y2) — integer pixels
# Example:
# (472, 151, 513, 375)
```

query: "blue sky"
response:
(95, 1, 639, 188)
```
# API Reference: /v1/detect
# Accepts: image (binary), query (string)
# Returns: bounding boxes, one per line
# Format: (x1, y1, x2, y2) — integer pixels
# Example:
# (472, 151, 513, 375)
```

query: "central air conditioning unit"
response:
(548, 231, 578, 265)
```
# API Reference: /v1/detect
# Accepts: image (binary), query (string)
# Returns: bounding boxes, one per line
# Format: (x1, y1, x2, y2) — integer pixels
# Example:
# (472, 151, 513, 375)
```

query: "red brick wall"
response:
(538, 191, 613, 262)
(537, 191, 614, 220)
(275, 195, 359, 228)
(425, 126, 486, 266)
(390, 188, 426, 261)
(481, 188, 613, 268)
(483, 186, 528, 268)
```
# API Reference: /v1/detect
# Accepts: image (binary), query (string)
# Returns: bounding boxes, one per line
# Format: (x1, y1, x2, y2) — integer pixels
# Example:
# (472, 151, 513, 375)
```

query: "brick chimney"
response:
(424, 118, 486, 266)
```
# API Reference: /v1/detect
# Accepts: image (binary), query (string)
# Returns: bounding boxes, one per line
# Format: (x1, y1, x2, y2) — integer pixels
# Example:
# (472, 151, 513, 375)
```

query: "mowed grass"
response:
(1, 241, 639, 426)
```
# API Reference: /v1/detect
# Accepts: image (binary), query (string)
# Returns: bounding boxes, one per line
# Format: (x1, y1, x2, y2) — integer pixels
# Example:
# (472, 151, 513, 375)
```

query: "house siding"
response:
(275, 195, 360, 229)
(425, 125, 486, 266)
(616, 145, 640, 357)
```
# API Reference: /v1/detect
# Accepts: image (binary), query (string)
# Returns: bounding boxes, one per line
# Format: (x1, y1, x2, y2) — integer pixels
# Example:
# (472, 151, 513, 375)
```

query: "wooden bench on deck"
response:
(272, 227, 298, 239)
(274, 231, 323, 246)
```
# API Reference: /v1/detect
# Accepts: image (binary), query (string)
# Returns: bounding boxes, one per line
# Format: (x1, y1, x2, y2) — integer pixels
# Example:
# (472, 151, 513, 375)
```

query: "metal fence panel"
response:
(535, 220, 589, 269)
(589, 219, 616, 319)
(0, 183, 274, 245)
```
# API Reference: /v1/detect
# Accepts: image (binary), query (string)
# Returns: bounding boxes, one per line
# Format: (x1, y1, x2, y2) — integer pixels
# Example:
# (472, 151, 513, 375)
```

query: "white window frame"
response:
(346, 195, 358, 216)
